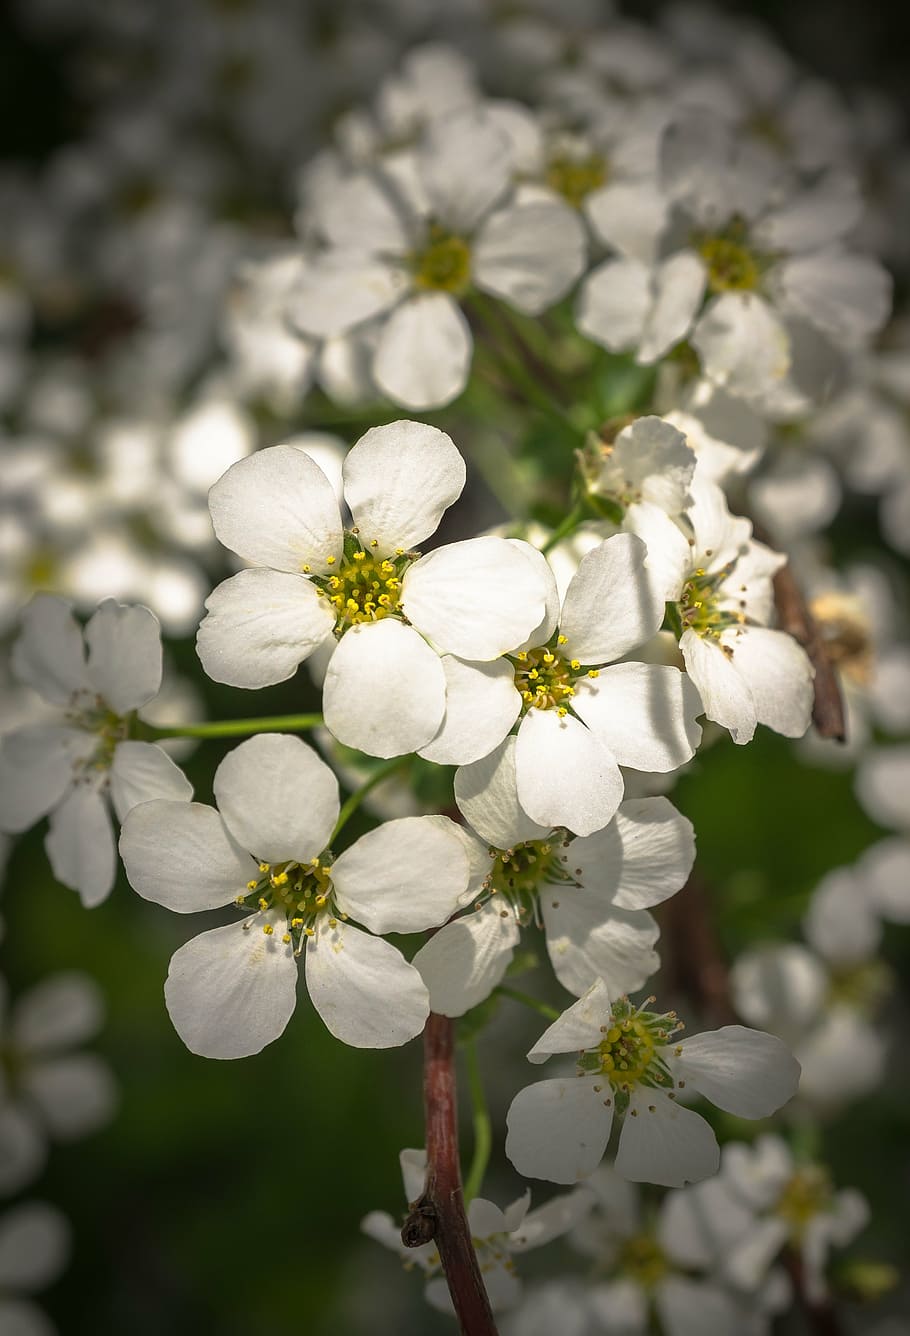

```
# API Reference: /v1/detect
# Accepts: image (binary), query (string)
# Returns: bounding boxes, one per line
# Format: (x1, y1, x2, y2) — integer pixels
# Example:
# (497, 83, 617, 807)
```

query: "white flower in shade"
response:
(0, 1201, 70, 1336)
(505, 979, 800, 1187)
(197, 420, 550, 758)
(627, 478, 813, 744)
(290, 111, 587, 410)
(0, 972, 117, 1195)
(855, 745, 910, 835)
(0, 596, 192, 906)
(119, 733, 475, 1058)
(432, 532, 701, 835)
(571, 1167, 789, 1336)
(579, 415, 696, 530)
(707, 1136, 869, 1302)
(413, 735, 694, 1013)
(362, 1147, 593, 1313)
(578, 110, 891, 405)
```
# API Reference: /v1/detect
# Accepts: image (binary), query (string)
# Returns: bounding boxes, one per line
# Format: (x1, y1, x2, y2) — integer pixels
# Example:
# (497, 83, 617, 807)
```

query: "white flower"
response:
(291, 110, 587, 410)
(197, 420, 550, 758)
(0, 597, 193, 906)
(0, 1201, 70, 1336)
(413, 734, 695, 1013)
(436, 533, 701, 835)
(362, 1147, 593, 1313)
(505, 978, 800, 1187)
(0, 972, 117, 1196)
(119, 733, 475, 1058)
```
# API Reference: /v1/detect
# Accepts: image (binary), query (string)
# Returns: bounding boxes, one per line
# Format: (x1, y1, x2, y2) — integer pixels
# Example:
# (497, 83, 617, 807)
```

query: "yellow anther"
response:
(291, 917, 304, 928)
(587, 669, 599, 678)
(352, 550, 365, 562)
(262, 924, 274, 936)
(258, 897, 269, 911)
(258, 862, 270, 872)
(370, 539, 378, 548)
(557, 634, 567, 644)
(570, 659, 581, 670)
(557, 706, 568, 717)
(543, 651, 555, 664)
(282, 933, 291, 944)
(246, 880, 258, 890)
(326, 555, 336, 565)
(302, 564, 311, 573)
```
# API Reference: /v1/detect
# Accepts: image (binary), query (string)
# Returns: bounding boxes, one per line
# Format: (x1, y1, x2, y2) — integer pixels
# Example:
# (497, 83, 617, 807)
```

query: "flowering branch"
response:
(139, 713, 323, 740)
(402, 1013, 499, 1336)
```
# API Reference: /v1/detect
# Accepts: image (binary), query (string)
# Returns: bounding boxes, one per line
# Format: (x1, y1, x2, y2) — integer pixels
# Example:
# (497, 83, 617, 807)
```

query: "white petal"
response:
(622, 502, 691, 602)
(803, 867, 880, 966)
(10, 595, 88, 704)
(722, 627, 813, 739)
(119, 801, 255, 911)
(680, 629, 756, 744)
(574, 798, 695, 912)
(196, 569, 335, 689)
(573, 663, 702, 772)
(770, 251, 891, 346)
(165, 915, 297, 1059)
(421, 112, 511, 233)
(656, 1276, 751, 1336)
(322, 619, 445, 758)
(692, 293, 790, 399)
(403, 535, 548, 661)
(508, 1186, 595, 1252)
(860, 838, 910, 923)
(558, 535, 664, 665)
(542, 891, 659, 997)
(374, 293, 473, 411)
(576, 257, 650, 351)
(83, 601, 162, 712)
(109, 741, 192, 823)
(515, 709, 623, 837)
(213, 734, 339, 864)
(586, 179, 669, 263)
(615, 1089, 719, 1187)
(454, 736, 551, 850)
(638, 252, 706, 363)
(588, 1279, 649, 1335)
(45, 784, 115, 908)
(0, 1201, 70, 1290)
(343, 420, 465, 555)
(22, 1056, 117, 1140)
(506, 1077, 613, 1183)
(208, 444, 343, 575)
(855, 747, 910, 832)
(730, 943, 826, 1034)
(12, 973, 103, 1052)
(0, 1105, 45, 1196)
(672, 1026, 801, 1117)
(412, 902, 520, 1017)
(290, 253, 407, 338)
(0, 1299, 56, 1336)
(332, 815, 469, 933)
(527, 979, 614, 1062)
(305, 920, 428, 1048)
(419, 656, 520, 766)
(0, 727, 87, 834)
(474, 198, 587, 314)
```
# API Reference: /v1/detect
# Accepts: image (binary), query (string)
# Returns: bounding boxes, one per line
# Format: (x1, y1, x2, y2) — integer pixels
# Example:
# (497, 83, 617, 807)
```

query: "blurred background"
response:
(1, 1, 908, 1332)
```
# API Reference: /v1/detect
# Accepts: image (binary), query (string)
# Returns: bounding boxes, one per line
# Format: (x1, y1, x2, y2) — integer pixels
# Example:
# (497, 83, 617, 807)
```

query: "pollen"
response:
(697, 225, 762, 294)
(511, 643, 583, 715)
(412, 224, 472, 295)
(312, 535, 413, 634)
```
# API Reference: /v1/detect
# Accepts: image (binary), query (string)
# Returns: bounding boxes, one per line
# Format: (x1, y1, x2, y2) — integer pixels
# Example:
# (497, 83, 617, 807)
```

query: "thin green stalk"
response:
(462, 1040, 492, 1205)
(541, 501, 587, 554)
(331, 755, 411, 842)
(494, 986, 560, 1022)
(469, 296, 575, 431)
(141, 713, 324, 740)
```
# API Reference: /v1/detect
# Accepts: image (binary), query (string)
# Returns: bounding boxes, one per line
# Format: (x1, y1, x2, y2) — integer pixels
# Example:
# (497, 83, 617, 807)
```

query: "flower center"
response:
(678, 564, 744, 641)
(511, 638, 600, 716)
(577, 999, 680, 1093)
(775, 1167, 834, 1240)
(696, 228, 761, 294)
(617, 1233, 670, 1289)
(312, 535, 412, 635)
(413, 225, 472, 294)
(545, 152, 607, 208)
(237, 857, 344, 952)
(483, 837, 575, 925)
(827, 959, 892, 1014)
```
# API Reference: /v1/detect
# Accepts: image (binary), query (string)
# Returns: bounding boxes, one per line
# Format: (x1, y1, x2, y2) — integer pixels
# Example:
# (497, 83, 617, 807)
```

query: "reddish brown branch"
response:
(661, 871, 737, 1027)
(783, 1249, 845, 1336)
(401, 1013, 498, 1336)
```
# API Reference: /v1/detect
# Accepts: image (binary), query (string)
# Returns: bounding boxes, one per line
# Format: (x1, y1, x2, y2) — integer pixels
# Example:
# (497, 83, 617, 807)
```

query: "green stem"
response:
(141, 713, 324, 740)
(494, 986, 560, 1022)
(469, 296, 575, 431)
(331, 756, 411, 842)
(541, 501, 587, 554)
(462, 1040, 492, 1205)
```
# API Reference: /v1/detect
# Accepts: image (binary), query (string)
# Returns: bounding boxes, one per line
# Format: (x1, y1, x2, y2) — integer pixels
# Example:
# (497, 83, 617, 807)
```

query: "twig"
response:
(783, 1249, 845, 1336)
(660, 871, 737, 1027)
(401, 1014, 498, 1336)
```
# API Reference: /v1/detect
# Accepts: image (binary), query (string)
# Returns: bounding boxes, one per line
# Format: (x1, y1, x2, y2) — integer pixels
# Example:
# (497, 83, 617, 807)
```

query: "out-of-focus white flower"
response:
(0, 597, 192, 906)
(505, 978, 800, 1187)
(0, 1200, 70, 1336)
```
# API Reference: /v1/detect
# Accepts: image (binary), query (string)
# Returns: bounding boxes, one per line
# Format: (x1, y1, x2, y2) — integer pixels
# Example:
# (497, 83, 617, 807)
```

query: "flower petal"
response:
(720, 626, 813, 739)
(305, 920, 428, 1048)
(421, 112, 511, 233)
(474, 198, 587, 314)
(692, 292, 790, 399)
(373, 292, 472, 411)
(515, 709, 624, 836)
(196, 569, 335, 689)
(506, 1077, 613, 1183)
(208, 444, 343, 575)
(454, 735, 551, 849)
(670, 1026, 801, 1118)
(290, 253, 407, 338)
(84, 601, 163, 712)
(22, 1056, 117, 1140)
(558, 535, 664, 665)
(577, 798, 696, 912)
(10, 595, 88, 705)
(419, 656, 521, 766)
(109, 741, 193, 824)
(0, 727, 88, 834)
(527, 979, 614, 1063)
(45, 784, 115, 908)
(542, 891, 659, 997)
(576, 257, 650, 352)
(615, 1089, 719, 1187)
(679, 629, 756, 744)
(403, 535, 548, 660)
(12, 973, 103, 1051)
(213, 734, 339, 864)
(0, 1201, 70, 1290)
(165, 914, 298, 1059)
(333, 815, 469, 933)
(119, 801, 255, 911)
(572, 662, 702, 772)
(412, 902, 520, 1017)
(343, 420, 466, 555)
(322, 619, 446, 758)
